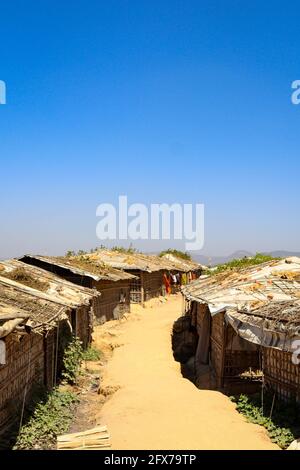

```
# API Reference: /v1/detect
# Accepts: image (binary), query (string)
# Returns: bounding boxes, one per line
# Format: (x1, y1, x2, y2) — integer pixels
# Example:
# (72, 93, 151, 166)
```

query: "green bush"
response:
(13, 389, 79, 450)
(231, 393, 299, 449)
(65, 250, 76, 257)
(82, 347, 102, 361)
(61, 337, 83, 385)
(205, 253, 280, 276)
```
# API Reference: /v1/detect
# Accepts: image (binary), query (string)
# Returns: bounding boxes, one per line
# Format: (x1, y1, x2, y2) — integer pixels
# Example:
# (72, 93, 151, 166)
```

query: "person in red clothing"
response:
(163, 272, 172, 294)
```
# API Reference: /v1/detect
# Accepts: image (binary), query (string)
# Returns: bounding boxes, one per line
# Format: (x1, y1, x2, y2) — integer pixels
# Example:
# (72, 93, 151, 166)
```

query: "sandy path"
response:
(93, 296, 278, 450)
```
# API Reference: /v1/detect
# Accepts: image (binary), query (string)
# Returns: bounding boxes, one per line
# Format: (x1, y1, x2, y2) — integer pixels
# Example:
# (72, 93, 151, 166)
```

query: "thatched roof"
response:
(0, 259, 101, 307)
(182, 257, 300, 313)
(0, 277, 69, 335)
(19, 255, 136, 281)
(86, 250, 165, 273)
(84, 249, 201, 273)
(0, 261, 101, 336)
(239, 300, 300, 326)
(158, 253, 201, 273)
(182, 257, 300, 352)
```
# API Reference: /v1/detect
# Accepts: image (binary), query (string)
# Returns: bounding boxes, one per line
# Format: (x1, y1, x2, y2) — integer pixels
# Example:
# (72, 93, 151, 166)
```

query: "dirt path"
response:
(92, 295, 278, 450)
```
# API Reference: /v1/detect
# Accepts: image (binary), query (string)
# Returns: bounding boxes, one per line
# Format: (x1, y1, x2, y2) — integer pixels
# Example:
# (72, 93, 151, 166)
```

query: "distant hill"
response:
(267, 250, 300, 258)
(192, 250, 300, 267)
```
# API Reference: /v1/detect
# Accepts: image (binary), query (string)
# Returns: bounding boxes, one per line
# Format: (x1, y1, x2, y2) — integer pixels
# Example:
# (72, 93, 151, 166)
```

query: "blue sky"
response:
(1, 1, 300, 259)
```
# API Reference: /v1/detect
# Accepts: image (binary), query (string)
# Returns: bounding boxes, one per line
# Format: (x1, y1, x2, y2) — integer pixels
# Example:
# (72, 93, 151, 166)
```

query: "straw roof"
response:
(19, 255, 136, 281)
(0, 260, 101, 336)
(0, 259, 101, 308)
(84, 249, 201, 273)
(182, 257, 300, 350)
(85, 250, 165, 273)
(158, 253, 201, 273)
(0, 277, 69, 334)
(182, 257, 300, 314)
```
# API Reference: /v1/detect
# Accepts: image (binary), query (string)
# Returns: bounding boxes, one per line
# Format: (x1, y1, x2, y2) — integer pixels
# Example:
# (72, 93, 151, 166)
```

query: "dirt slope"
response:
(93, 295, 278, 450)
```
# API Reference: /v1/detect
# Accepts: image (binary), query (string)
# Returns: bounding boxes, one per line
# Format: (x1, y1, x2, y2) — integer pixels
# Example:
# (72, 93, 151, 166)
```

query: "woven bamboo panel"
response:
(143, 271, 163, 301)
(211, 338, 223, 384)
(263, 347, 300, 402)
(75, 305, 91, 349)
(128, 271, 164, 303)
(93, 280, 131, 322)
(211, 312, 224, 346)
(0, 333, 44, 434)
(210, 313, 225, 384)
(224, 325, 260, 378)
(129, 271, 142, 303)
(224, 350, 260, 377)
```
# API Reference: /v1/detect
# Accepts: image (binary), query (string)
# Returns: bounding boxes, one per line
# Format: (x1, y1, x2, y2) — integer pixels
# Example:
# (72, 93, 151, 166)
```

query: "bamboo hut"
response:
(0, 273, 99, 441)
(0, 259, 100, 348)
(19, 254, 136, 323)
(181, 257, 300, 395)
(84, 249, 202, 303)
(227, 301, 300, 403)
(84, 250, 166, 304)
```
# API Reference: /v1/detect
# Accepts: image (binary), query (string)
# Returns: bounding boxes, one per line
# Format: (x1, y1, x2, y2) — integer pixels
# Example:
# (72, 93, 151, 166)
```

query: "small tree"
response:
(65, 250, 76, 258)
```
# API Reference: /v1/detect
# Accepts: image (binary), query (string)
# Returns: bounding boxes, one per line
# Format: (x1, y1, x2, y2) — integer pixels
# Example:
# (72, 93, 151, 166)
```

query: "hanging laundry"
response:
(182, 273, 187, 285)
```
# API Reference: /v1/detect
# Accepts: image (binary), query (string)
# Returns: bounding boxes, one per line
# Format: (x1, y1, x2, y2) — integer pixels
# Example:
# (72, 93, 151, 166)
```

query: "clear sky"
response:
(1, 1, 299, 259)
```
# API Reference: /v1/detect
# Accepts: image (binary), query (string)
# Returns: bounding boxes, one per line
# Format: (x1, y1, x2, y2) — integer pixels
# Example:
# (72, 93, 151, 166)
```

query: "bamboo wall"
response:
(92, 279, 131, 324)
(210, 312, 225, 388)
(210, 312, 260, 392)
(224, 324, 259, 379)
(263, 347, 300, 403)
(128, 270, 142, 303)
(44, 320, 73, 389)
(126, 270, 163, 304)
(143, 271, 164, 302)
(0, 332, 44, 438)
(74, 305, 92, 348)
(44, 329, 56, 389)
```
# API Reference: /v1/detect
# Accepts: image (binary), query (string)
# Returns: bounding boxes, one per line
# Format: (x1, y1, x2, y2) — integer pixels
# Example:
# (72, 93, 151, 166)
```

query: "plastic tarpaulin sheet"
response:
(225, 310, 300, 353)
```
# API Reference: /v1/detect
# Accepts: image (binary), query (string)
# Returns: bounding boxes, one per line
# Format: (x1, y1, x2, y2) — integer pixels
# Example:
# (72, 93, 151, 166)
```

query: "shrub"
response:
(205, 253, 280, 276)
(82, 347, 102, 362)
(231, 393, 299, 449)
(61, 337, 83, 385)
(159, 249, 192, 261)
(13, 389, 79, 450)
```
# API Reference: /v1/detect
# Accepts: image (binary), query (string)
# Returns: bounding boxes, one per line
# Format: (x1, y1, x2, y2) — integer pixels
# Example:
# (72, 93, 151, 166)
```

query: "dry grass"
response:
(2, 268, 50, 292)
(273, 270, 300, 281)
(56, 256, 111, 275)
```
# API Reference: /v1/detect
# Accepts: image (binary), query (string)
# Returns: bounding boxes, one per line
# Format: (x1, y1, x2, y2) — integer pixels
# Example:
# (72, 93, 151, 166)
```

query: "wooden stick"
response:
(58, 439, 110, 449)
(66, 445, 111, 450)
(57, 426, 107, 441)
(58, 434, 110, 446)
